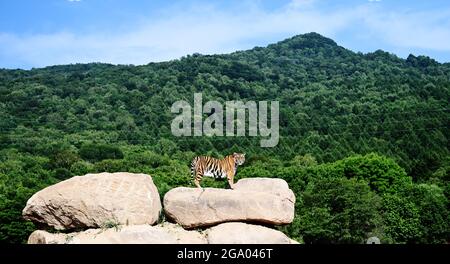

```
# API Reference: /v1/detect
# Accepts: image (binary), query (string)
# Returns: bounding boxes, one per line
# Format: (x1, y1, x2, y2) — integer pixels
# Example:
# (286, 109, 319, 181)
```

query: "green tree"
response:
(299, 177, 381, 244)
(79, 144, 124, 162)
(408, 184, 449, 243)
(381, 194, 422, 243)
(49, 149, 80, 169)
(334, 153, 412, 194)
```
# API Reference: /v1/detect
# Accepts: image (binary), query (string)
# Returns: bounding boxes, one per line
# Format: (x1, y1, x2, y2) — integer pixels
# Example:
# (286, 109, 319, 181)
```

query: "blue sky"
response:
(0, 0, 449, 69)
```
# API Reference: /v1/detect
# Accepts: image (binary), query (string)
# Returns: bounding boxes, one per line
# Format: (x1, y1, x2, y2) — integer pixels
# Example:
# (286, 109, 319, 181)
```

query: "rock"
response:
(159, 222, 207, 244)
(28, 223, 207, 244)
(28, 230, 66, 244)
(366, 237, 381, 244)
(23, 172, 162, 230)
(28, 222, 298, 244)
(164, 178, 295, 228)
(206, 222, 295, 244)
(25, 176, 298, 244)
(234, 178, 296, 202)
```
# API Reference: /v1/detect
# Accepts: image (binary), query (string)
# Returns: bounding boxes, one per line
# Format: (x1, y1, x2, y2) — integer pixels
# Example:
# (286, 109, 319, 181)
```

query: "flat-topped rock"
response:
(234, 178, 295, 201)
(23, 172, 162, 230)
(163, 178, 295, 228)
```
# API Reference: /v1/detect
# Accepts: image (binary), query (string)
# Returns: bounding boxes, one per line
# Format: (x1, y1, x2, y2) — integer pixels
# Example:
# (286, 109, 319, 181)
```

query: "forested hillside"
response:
(0, 33, 448, 243)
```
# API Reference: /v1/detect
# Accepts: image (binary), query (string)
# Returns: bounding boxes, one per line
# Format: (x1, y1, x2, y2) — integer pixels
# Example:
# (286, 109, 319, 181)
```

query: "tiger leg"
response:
(227, 171, 235, 189)
(191, 158, 202, 188)
(194, 169, 203, 188)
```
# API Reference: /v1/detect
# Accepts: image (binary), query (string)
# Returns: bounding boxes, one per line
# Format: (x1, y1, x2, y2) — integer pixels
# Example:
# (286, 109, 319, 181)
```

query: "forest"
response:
(0, 32, 448, 243)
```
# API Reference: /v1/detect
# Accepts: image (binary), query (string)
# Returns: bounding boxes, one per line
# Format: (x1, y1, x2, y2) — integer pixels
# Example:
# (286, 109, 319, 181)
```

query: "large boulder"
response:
(28, 223, 206, 244)
(234, 178, 295, 201)
(206, 222, 296, 244)
(23, 172, 162, 230)
(163, 178, 295, 228)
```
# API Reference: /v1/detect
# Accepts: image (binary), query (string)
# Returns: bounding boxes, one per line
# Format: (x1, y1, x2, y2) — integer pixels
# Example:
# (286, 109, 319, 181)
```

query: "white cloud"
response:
(362, 9, 450, 51)
(0, 0, 449, 68)
(67, 0, 82, 2)
(287, 0, 317, 9)
(0, 1, 353, 68)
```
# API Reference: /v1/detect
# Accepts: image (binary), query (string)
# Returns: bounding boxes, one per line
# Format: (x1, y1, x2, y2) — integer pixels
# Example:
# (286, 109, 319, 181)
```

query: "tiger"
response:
(191, 153, 246, 189)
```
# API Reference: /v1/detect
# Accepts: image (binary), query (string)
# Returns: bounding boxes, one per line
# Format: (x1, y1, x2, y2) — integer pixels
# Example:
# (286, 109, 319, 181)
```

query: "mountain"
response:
(0, 33, 449, 244)
(1, 32, 448, 177)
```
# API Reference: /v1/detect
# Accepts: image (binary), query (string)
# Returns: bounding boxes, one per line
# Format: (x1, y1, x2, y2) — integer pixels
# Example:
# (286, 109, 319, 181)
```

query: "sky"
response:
(0, 0, 449, 69)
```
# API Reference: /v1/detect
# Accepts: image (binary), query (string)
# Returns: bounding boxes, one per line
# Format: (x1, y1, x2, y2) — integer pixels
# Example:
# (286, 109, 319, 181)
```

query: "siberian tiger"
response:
(191, 153, 246, 189)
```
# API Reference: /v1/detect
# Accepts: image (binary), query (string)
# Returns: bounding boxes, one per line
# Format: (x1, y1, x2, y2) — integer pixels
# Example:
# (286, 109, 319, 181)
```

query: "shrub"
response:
(70, 160, 94, 176)
(49, 150, 80, 170)
(54, 168, 72, 180)
(93, 159, 127, 173)
(79, 144, 124, 162)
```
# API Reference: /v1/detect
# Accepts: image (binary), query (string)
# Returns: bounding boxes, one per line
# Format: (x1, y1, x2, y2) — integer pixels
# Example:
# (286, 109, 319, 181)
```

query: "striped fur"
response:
(191, 153, 245, 189)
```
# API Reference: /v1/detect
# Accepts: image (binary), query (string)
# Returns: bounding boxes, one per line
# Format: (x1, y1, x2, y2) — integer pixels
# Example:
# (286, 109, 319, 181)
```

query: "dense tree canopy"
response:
(0, 33, 448, 243)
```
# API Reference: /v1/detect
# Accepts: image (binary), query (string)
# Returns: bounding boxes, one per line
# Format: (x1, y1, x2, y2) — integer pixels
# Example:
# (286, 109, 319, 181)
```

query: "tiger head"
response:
(233, 153, 246, 165)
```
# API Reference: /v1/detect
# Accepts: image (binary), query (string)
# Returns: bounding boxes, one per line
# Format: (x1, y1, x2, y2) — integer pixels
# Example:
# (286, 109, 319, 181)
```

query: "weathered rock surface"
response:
(206, 222, 296, 244)
(27, 222, 298, 244)
(163, 178, 295, 228)
(24, 174, 299, 244)
(234, 178, 296, 201)
(28, 223, 206, 244)
(23, 172, 162, 230)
